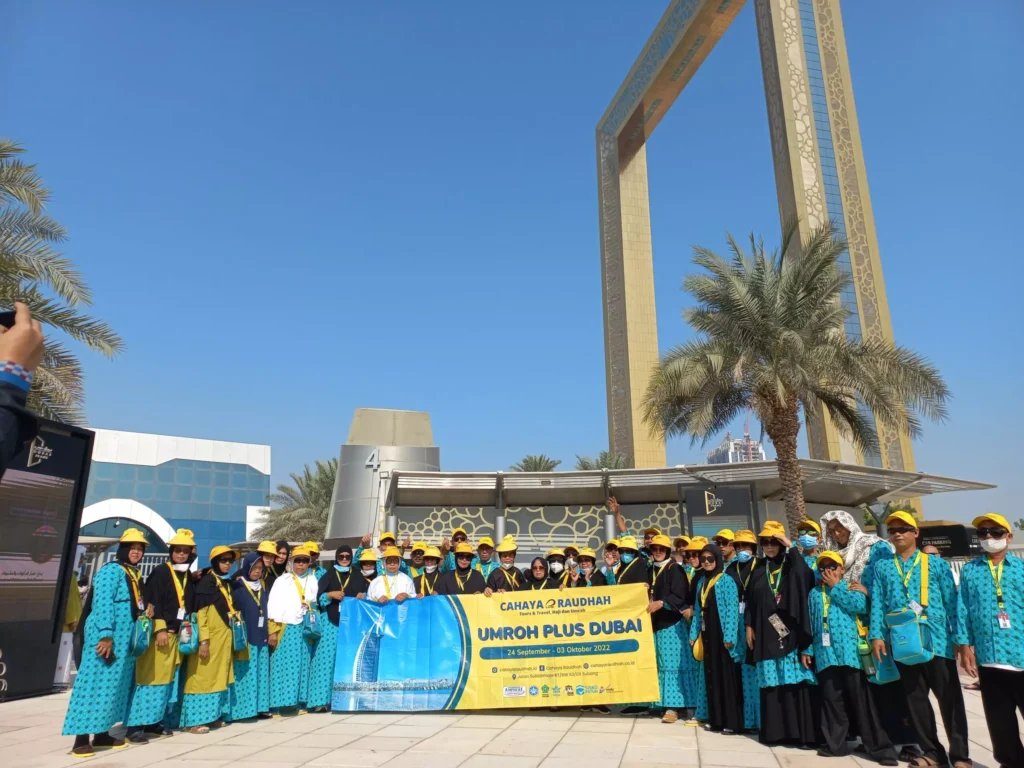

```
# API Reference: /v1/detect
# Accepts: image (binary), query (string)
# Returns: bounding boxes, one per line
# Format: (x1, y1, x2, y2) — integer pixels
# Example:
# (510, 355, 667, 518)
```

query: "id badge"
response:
(822, 632, 831, 647)
(137, 600, 146, 612)
(701, 618, 706, 632)
(176, 608, 186, 621)
(309, 612, 316, 624)
(768, 613, 790, 639)
(910, 600, 923, 616)
(998, 612, 1012, 630)
(738, 601, 745, 615)
(258, 616, 265, 628)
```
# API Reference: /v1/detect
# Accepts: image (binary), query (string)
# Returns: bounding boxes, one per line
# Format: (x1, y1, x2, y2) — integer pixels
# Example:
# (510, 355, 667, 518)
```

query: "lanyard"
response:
(382, 574, 396, 599)
(292, 574, 312, 607)
(242, 581, 263, 616)
(214, 576, 237, 616)
(419, 572, 437, 596)
(618, 558, 639, 581)
(336, 570, 352, 592)
(822, 588, 831, 627)
(894, 551, 929, 609)
(651, 560, 671, 588)
(894, 552, 921, 588)
(700, 573, 724, 607)
(742, 558, 757, 592)
(987, 557, 1005, 608)
(531, 581, 547, 590)
(119, 565, 144, 609)
(454, 570, 468, 593)
(166, 562, 186, 610)
(501, 568, 520, 589)
(767, 564, 784, 598)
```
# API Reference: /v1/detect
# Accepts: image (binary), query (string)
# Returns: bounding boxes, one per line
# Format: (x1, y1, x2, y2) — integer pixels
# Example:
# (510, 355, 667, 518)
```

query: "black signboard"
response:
(0, 420, 93, 700)
(919, 524, 976, 559)
(680, 484, 757, 539)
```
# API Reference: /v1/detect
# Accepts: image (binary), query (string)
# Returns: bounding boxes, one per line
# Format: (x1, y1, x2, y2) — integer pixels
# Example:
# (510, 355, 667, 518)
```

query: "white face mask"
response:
(502, 561, 516, 570)
(424, 564, 438, 573)
(549, 561, 564, 574)
(361, 566, 377, 577)
(581, 563, 593, 574)
(980, 538, 1007, 554)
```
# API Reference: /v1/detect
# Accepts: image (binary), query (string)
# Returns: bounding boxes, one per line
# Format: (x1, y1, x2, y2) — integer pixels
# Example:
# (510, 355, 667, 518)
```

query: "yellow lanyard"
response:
(214, 576, 237, 616)
(651, 560, 671, 588)
(987, 557, 1005, 608)
(767, 565, 783, 598)
(700, 573, 724, 607)
(292, 574, 312, 608)
(501, 568, 520, 589)
(894, 551, 929, 608)
(742, 558, 757, 592)
(822, 588, 831, 627)
(410, 565, 422, 578)
(241, 581, 263, 616)
(454, 570, 468, 593)
(531, 581, 548, 591)
(418, 572, 437, 596)
(166, 563, 186, 610)
(119, 565, 144, 610)
(894, 552, 921, 588)
(382, 574, 396, 599)
(618, 558, 639, 581)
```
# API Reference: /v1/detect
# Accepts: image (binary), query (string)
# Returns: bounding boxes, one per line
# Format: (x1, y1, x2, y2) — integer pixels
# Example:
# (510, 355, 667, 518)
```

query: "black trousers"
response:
(897, 656, 970, 766)
(978, 666, 1024, 768)
(818, 666, 897, 760)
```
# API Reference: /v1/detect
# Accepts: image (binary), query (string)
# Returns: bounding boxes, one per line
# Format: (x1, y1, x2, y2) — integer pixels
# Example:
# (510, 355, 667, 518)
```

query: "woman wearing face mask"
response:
(614, 536, 650, 586)
(267, 546, 319, 713)
(569, 548, 606, 587)
(678, 536, 709, 725)
(723, 529, 761, 732)
(126, 528, 197, 742)
(672, 536, 689, 565)
(524, 557, 559, 590)
(796, 520, 822, 574)
(181, 545, 240, 734)
(437, 543, 487, 595)
(358, 549, 380, 582)
(546, 548, 571, 587)
(368, 546, 418, 602)
(485, 536, 523, 595)
(646, 535, 692, 723)
(744, 522, 818, 748)
(690, 543, 745, 734)
(414, 546, 444, 596)
(602, 540, 620, 585)
(62, 529, 150, 757)
(230, 552, 271, 721)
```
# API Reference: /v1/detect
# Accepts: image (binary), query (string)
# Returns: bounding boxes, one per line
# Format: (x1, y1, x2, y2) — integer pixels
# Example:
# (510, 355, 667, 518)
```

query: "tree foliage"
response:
(510, 454, 561, 472)
(251, 458, 338, 542)
(575, 450, 631, 470)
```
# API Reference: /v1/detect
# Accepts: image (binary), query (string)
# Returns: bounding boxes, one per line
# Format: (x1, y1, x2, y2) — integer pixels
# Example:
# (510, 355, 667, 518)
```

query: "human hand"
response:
(328, 591, 343, 600)
(484, 588, 493, 597)
(821, 568, 841, 588)
(606, 496, 620, 514)
(777, 534, 792, 548)
(441, 537, 450, 552)
(269, 633, 279, 649)
(801, 654, 812, 669)
(356, 592, 365, 600)
(377, 596, 389, 604)
(848, 581, 868, 594)
(646, 600, 663, 614)
(403, 535, 412, 549)
(156, 630, 168, 648)
(871, 639, 887, 662)
(604, 552, 616, 568)
(682, 607, 694, 620)
(958, 645, 977, 678)
(725, 642, 734, 649)
(0, 303, 44, 371)
(95, 638, 113, 658)
(395, 593, 407, 603)
(746, 626, 755, 650)
(558, 583, 566, 591)
(360, 534, 371, 547)
(199, 641, 210, 660)
(145, 604, 155, 619)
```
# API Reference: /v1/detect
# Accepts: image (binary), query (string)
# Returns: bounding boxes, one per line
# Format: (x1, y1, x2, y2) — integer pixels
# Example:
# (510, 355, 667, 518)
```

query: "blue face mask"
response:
(798, 534, 818, 550)
(735, 551, 753, 563)
(620, 552, 635, 564)
(335, 564, 350, 573)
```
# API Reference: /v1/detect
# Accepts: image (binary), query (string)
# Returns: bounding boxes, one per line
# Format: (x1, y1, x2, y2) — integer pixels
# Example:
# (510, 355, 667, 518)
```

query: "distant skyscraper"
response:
(706, 432, 767, 465)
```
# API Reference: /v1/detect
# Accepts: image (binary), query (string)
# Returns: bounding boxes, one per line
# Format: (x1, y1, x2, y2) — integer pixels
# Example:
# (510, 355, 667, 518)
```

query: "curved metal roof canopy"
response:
(386, 460, 994, 509)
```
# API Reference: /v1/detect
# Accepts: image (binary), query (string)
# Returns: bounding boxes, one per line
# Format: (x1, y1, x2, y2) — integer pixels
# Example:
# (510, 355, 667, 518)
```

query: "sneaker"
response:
(143, 724, 172, 738)
(91, 733, 127, 751)
(661, 710, 679, 724)
(619, 706, 647, 715)
(127, 730, 149, 744)
(580, 706, 592, 712)
(879, 760, 898, 767)
(257, 712, 273, 720)
(594, 706, 611, 714)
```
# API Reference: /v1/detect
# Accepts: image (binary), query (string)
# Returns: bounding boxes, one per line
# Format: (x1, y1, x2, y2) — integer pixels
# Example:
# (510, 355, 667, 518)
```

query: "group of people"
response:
(60, 509, 1022, 768)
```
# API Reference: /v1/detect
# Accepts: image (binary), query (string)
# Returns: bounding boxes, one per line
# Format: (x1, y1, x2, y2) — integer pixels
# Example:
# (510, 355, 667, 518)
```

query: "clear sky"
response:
(5, 1, 1021, 523)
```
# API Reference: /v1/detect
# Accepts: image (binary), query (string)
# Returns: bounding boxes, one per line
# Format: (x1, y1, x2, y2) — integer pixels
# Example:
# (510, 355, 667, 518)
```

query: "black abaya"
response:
(702, 579, 744, 732)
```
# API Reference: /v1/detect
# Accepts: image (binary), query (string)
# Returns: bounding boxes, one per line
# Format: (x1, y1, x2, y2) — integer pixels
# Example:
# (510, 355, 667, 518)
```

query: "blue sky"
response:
(5, 1, 1021, 523)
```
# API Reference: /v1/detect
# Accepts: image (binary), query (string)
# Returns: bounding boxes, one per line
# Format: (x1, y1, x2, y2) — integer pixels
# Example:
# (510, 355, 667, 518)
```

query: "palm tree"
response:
(575, 450, 631, 470)
(0, 139, 123, 422)
(641, 220, 949, 533)
(251, 458, 338, 541)
(510, 454, 561, 472)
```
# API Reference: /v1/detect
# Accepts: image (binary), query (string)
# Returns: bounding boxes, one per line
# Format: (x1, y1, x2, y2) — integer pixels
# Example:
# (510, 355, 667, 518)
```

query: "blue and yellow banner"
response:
(331, 583, 658, 711)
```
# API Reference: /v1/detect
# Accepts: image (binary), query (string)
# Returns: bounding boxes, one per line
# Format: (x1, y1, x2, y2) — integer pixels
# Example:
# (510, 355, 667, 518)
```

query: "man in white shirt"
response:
(367, 546, 416, 603)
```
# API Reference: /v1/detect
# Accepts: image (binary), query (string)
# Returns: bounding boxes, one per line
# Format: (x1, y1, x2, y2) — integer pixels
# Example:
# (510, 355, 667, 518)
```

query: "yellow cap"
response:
(303, 540, 321, 554)
(606, 538, 620, 549)
(423, 546, 442, 559)
(209, 545, 239, 562)
(168, 528, 196, 547)
(381, 546, 402, 559)
(797, 519, 822, 535)
(411, 541, 428, 554)
(578, 547, 597, 560)
(758, 521, 787, 539)
(292, 546, 311, 559)
(477, 536, 495, 549)
(884, 511, 918, 529)
(685, 536, 709, 551)
(816, 550, 844, 568)
(451, 527, 467, 538)
(379, 531, 397, 544)
(359, 549, 378, 563)
(673, 535, 691, 549)
(564, 544, 580, 555)
(454, 542, 475, 555)
(713, 529, 735, 542)
(256, 539, 277, 555)
(546, 548, 565, 558)
(618, 536, 639, 551)
(650, 534, 673, 549)
(733, 530, 757, 545)
(119, 528, 149, 546)
(495, 535, 518, 553)
(643, 526, 662, 536)
(972, 513, 1010, 530)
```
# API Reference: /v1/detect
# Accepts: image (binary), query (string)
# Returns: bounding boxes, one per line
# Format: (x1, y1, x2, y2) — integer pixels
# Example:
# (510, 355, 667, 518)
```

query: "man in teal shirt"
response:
(955, 513, 1023, 768)
(869, 511, 970, 768)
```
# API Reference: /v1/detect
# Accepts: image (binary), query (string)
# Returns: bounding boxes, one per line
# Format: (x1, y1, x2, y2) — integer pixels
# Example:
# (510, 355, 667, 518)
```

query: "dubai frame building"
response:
(598, 0, 916, 476)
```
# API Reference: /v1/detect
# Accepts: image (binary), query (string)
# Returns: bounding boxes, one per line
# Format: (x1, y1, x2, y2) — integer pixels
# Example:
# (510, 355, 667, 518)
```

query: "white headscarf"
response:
(820, 509, 891, 583)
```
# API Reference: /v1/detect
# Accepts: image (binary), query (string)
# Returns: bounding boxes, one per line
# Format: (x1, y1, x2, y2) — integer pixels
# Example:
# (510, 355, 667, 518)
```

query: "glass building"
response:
(80, 429, 271, 562)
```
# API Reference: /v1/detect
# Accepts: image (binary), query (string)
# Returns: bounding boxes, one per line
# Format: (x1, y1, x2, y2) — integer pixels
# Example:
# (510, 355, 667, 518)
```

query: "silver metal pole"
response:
(604, 513, 617, 544)
(495, 515, 506, 541)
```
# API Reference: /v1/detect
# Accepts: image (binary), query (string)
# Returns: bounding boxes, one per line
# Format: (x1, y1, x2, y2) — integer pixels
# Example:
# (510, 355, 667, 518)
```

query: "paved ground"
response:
(0, 686, 1011, 768)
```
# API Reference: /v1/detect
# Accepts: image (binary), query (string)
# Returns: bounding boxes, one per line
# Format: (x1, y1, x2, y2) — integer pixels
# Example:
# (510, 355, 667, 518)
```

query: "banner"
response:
(331, 583, 658, 711)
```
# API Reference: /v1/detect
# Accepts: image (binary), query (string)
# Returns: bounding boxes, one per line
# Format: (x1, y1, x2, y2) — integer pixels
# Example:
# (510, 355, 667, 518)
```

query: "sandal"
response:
(187, 726, 210, 735)
(909, 757, 939, 767)
(963, 681, 981, 690)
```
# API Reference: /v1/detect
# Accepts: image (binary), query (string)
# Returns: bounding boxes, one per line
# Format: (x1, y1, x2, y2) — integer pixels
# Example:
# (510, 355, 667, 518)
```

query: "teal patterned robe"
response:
(806, 581, 866, 672)
(955, 554, 1024, 668)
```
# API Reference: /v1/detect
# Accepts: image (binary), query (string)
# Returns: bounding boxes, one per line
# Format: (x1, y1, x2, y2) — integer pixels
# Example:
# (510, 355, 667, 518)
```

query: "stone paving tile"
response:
(506, 716, 575, 732)
(380, 751, 472, 768)
(459, 757, 542, 768)
(412, 727, 507, 753)
(773, 754, 858, 767)
(540, 760, 621, 768)
(307, 748, 403, 766)
(179, 744, 264, 762)
(371, 724, 451, 739)
(345, 736, 428, 751)
(453, 714, 523, 729)
(555, 730, 629, 747)
(217, 730, 296, 748)
(343, 714, 409, 725)
(478, 731, 564, 757)
(568, 718, 634, 733)
(312, 722, 389, 737)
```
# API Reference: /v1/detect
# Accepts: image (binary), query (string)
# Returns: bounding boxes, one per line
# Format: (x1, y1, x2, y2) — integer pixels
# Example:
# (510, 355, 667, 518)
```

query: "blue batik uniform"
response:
(725, 558, 762, 730)
(353, 546, 410, 577)
(955, 555, 1024, 668)
(859, 540, 895, 593)
(306, 583, 339, 710)
(475, 559, 498, 580)
(62, 563, 138, 736)
(313, 566, 327, 579)
(869, 551, 958, 659)
(806, 582, 865, 672)
(691, 574, 745, 664)
(230, 575, 270, 720)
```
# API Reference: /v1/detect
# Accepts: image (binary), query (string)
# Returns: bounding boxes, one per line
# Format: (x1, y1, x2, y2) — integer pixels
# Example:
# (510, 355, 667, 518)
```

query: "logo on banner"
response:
(529, 686, 539, 696)
(704, 490, 723, 514)
(503, 686, 526, 698)
(27, 436, 52, 467)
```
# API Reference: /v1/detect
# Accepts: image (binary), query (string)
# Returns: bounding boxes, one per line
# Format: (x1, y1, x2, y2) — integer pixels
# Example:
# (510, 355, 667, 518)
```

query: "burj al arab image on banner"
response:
(332, 597, 468, 711)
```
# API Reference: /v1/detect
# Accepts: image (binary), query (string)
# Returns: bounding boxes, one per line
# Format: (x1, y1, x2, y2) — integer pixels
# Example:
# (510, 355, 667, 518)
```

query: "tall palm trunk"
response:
(763, 396, 806, 533)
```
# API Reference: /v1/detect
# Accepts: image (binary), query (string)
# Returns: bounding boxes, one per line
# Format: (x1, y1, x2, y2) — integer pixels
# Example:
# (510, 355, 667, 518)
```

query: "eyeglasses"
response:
(819, 563, 840, 572)
(888, 527, 915, 536)
(456, 553, 473, 560)
(699, 554, 716, 563)
(215, 557, 234, 565)
(797, 530, 816, 537)
(293, 558, 310, 564)
(977, 528, 1008, 539)
(338, 555, 352, 561)
(759, 538, 778, 546)
(452, 536, 467, 543)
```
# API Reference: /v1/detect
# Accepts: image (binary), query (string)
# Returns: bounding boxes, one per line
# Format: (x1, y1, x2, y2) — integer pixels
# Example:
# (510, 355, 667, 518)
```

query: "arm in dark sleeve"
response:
(0, 381, 38, 479)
